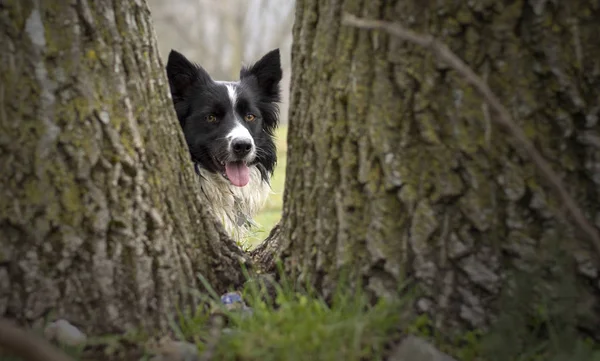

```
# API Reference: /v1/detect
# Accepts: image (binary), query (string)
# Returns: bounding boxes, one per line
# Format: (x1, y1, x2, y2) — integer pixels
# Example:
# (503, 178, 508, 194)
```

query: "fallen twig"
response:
(0, 318, 75, 361)
(342, 13, 600, 259)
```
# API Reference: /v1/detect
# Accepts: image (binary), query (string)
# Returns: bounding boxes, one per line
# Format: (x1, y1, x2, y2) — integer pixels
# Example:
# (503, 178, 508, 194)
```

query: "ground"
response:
(248, 125, 288, 247)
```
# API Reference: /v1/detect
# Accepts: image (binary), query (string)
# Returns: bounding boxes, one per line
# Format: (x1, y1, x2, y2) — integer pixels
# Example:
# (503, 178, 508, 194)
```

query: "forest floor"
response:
(38, 268, 597, 361)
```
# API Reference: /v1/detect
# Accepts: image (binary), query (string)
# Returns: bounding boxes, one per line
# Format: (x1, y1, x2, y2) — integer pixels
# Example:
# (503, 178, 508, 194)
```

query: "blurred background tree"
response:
(148, 0, 295, 125)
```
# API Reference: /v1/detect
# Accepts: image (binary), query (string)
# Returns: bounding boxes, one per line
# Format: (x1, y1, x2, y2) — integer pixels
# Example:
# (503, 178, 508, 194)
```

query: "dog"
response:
(165, 49, 282, 242)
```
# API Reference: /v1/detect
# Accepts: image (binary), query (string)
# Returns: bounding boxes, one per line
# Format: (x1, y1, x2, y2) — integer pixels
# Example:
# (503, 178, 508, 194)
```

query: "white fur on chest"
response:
(197, 165, 271, 242)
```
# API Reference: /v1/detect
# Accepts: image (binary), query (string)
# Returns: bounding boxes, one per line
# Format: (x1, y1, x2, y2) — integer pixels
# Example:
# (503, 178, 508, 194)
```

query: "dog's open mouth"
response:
(214, 158, 250, 187)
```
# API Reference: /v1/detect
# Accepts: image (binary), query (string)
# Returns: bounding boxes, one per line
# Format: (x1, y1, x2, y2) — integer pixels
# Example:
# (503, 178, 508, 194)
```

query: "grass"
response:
(172, 270, 408, 361)
(249, 125, 288, 246)
(169, 270, 600, 361)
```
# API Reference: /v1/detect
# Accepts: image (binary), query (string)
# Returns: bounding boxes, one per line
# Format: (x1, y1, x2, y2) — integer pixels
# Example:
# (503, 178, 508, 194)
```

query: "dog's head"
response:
(166, 49, 282, 187)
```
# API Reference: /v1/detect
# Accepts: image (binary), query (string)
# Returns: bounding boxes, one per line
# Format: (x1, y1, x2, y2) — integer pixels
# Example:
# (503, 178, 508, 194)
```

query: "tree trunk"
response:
(271, 0, 600, 342)
(0, 0, 248, 335)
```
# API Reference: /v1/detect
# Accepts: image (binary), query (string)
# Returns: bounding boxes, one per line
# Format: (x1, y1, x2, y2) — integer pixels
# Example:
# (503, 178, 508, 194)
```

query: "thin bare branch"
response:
(341, 13, 600, 258)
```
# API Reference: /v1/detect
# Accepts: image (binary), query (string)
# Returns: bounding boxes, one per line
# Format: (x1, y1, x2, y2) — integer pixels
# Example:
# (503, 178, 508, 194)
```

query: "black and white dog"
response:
(166, 49, 282, 240)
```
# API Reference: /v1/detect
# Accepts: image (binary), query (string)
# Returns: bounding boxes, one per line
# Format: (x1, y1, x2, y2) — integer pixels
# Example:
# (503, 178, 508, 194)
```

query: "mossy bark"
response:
(0, 0, 248, 335)
(271, 0, 600, 340)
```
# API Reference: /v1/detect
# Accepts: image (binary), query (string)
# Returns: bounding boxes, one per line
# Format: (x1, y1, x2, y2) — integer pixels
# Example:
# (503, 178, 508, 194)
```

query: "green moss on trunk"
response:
(275, 0, 600, 353)
(0, 0, 248, 335)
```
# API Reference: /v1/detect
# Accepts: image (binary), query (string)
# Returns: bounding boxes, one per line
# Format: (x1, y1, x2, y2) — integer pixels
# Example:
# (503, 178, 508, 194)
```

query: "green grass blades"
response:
(217, 296, 399, 360)
(172, 271, 408, 361)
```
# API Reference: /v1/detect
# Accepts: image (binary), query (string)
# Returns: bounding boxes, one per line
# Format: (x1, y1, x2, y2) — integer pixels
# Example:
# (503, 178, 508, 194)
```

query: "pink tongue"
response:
(225, 162, 250, 187)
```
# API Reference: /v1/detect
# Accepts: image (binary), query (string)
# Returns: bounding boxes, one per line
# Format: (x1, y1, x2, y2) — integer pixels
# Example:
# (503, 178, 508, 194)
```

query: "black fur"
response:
(166, 49, 282, 182)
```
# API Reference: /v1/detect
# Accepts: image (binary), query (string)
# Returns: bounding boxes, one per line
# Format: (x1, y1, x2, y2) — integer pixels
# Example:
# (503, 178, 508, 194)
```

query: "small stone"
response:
(388, 335, 457, 361)
(43, 319, 87, 347)
(150, 340, 199, 361)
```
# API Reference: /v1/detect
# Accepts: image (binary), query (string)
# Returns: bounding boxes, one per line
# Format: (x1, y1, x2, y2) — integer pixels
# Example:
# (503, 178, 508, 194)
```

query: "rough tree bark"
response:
(262, 0, 600, 341)
(0, 0, 248, 335)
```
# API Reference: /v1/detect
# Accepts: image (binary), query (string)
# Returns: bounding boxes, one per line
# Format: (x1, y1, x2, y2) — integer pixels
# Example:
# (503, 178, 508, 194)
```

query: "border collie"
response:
(165, 49, 282, 241)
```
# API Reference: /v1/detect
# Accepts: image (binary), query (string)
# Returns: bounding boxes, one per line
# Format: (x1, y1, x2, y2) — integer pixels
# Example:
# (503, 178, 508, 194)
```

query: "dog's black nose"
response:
(232, 139, 253, 156)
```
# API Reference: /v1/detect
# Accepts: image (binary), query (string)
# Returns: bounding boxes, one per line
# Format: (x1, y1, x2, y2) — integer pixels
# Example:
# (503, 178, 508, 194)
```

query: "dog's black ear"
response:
(166, 50, 211, 100)
(240, 49, 282, 102)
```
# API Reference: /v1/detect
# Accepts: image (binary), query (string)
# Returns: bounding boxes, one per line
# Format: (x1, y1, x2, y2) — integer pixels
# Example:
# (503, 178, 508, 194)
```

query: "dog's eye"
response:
(244, 114, 256, 122)
(205, 114, 217, 122)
